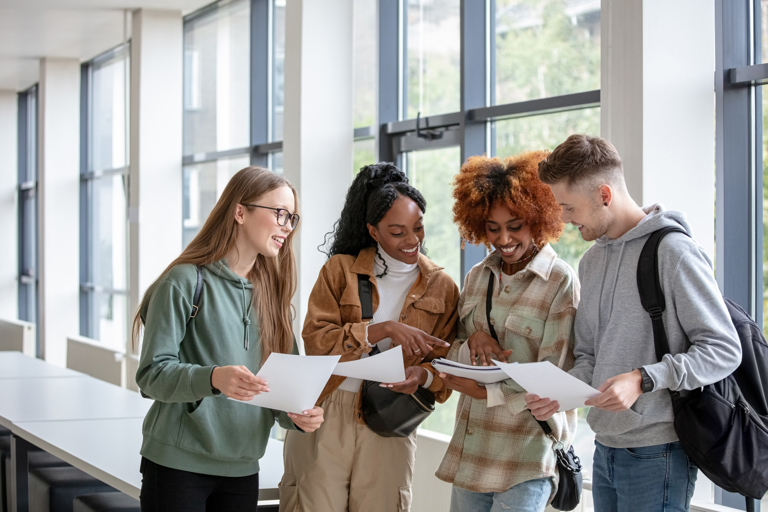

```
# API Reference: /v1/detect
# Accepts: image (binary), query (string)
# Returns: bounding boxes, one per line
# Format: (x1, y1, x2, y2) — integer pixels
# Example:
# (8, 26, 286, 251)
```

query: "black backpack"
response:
(637, 226, 768, 512)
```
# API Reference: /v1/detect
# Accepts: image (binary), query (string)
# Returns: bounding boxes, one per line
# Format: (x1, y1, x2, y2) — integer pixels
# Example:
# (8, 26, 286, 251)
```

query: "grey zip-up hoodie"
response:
(570, 204, 741, 448)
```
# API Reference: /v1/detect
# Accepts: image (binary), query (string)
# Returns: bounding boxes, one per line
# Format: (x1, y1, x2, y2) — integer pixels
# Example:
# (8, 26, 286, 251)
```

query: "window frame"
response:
(79, 43, 131, 346)
(17, 84, 39, 352)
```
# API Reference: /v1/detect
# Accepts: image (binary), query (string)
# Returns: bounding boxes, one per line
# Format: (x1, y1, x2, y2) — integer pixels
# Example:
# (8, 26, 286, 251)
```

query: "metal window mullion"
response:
(251, 0, 269, 167)
(459, 0, 491, 285)
(715, 2, 759, 506)
(378, 0, 401, 165)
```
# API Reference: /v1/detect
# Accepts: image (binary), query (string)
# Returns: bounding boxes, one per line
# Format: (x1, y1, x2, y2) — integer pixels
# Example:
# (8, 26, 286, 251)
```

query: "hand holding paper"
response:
(237, 353, 340, 414)
(493, 360, 600, 412)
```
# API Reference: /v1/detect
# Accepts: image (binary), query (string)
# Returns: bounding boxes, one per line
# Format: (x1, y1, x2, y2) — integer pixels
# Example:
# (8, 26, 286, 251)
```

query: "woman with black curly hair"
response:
(435, 151, 579, 512)
(278, 162, 460, 512)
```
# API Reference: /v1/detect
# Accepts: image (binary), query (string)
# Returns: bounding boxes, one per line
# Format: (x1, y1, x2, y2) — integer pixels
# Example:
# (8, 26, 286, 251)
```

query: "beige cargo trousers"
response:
(279, 389, 417, 512)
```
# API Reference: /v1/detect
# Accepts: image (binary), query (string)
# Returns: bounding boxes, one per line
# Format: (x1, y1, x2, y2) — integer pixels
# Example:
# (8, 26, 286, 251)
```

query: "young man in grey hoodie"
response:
(525, 134, 742, 512)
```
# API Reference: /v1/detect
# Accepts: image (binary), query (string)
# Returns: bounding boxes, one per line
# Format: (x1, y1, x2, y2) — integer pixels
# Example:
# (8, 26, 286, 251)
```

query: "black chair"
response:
(3, 443, 68, 512)
(28, 467, 115, 512)
(0, 434, 9, 512)
(72, 493, 139, 512)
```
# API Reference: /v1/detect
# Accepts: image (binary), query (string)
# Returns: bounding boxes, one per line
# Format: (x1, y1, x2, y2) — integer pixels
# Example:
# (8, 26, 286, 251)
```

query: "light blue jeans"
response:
(449, 478, 552, 512)
(592, 441, 698, 512)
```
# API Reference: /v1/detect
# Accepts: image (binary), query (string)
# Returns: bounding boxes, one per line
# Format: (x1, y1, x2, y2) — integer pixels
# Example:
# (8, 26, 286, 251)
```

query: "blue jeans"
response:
(449, 478, 552, 512)
(592, 441, 698, 512)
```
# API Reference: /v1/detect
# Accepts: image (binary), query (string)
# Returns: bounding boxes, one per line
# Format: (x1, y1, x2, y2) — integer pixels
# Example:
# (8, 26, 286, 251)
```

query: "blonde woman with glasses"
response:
(133, 166, 323, 512)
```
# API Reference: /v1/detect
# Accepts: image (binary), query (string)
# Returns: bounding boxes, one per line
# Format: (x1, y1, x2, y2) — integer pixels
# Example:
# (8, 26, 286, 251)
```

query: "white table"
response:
(0, 373, 151, 512)
(0, 376, 152, 429)
(0, 352, 84, 379)
(10, 418, 285, 501)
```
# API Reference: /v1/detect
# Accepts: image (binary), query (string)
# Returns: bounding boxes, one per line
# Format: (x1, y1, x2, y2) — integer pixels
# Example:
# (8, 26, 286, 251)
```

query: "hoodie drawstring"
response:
(607, 241, 626, 322)
(239, 281, 253, 351)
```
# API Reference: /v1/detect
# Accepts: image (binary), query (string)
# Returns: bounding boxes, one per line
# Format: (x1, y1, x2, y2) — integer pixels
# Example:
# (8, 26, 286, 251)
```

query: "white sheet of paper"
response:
(333, 345, 406, 383)
(431, 358, 508, 384)
(237, 353, 341, 414)
(493, 360, 600, 411)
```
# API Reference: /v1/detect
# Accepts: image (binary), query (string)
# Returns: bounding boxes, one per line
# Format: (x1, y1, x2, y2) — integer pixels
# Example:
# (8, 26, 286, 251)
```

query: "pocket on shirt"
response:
(503, 315, 545, 361)
(279, 473, 302, 512)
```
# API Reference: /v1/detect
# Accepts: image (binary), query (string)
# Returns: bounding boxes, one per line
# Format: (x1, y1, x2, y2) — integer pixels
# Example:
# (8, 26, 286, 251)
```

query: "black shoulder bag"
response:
(485, 272, 582, 511)
(357, 274, 436, 438)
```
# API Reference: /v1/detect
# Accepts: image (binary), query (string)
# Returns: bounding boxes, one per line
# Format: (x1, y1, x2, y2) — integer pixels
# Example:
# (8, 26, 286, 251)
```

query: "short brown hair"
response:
(453, 151, 564, 248)
(538, 134, 622, 186)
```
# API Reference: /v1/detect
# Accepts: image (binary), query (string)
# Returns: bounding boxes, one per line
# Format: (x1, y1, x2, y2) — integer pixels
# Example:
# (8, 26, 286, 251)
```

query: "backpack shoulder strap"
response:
(636, 226, 688, 361)
(357, 273, 374, 321)
(188, 265, 204, 324)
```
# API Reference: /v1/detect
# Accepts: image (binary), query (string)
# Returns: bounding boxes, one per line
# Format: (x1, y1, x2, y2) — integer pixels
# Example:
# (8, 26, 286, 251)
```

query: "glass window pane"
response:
(25, 86, 38, 182)
(90, 292, 128, 348)
(270, 151, 283, 174)
(494, 0, 600, 105)
(763, 86, 768, 335)
(88, 175, 128, 291)
(354, 0, 376, 128)
(406, 146, 461, 286)
(406, 0, 461, 118)
(272, 0, 286, 141)
(183, 0, 251, 155)
(353, 138, 376, 175)
(183, 155, 251, 247)
(90, 49, 129, 172)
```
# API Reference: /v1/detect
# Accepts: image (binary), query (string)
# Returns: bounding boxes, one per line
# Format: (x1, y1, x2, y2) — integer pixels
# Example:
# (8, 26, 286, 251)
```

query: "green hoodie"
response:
(136, 260, 298, 477)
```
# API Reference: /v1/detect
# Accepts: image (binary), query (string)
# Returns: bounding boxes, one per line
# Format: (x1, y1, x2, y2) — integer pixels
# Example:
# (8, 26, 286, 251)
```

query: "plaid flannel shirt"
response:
(436, 244, 580, 494)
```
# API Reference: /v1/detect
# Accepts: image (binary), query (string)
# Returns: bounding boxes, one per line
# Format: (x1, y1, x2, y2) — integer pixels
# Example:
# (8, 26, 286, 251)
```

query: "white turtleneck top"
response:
(338, 243, 434, 392)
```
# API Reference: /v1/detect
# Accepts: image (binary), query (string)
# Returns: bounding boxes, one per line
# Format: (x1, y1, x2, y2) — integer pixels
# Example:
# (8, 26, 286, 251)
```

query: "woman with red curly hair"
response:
(435, 151, 579, 512)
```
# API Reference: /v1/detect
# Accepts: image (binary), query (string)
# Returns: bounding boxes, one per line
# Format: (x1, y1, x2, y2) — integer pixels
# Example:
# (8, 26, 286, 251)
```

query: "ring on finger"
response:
(414, 348, 421, 353)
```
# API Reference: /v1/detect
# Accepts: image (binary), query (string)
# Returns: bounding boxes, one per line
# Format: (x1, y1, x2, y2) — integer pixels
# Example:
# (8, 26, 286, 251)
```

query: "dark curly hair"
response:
(321, 162, 427, 258)
(453, 151, 564, 249)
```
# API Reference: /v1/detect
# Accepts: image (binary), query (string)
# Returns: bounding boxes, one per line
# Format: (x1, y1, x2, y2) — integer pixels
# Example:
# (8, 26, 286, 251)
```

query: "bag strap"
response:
(357, 273, 380, 356)
(485, 272, 556, 440)
(187, 265, 204, 324)
(636, 227, 688, 361)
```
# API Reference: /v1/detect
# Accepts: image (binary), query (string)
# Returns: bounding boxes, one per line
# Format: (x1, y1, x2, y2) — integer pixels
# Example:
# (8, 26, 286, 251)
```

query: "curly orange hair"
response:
(453, 151, 564, 249)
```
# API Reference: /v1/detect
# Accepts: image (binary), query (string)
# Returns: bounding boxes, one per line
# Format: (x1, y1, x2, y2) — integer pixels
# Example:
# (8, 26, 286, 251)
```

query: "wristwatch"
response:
(638, 367, 654, 393)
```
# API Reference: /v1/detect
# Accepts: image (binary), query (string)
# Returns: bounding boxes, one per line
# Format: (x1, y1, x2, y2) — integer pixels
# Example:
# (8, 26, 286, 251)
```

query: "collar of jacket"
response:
(349, 246, 444, 280)
(480, 243, 557, 282)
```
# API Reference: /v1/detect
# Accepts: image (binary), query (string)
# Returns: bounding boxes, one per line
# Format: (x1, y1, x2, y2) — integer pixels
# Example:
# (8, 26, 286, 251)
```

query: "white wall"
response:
(38, 58, 80, 366)
(601, 0, 716, 258)
(283, 0, 354, 342)
(128, 8, 183, 352)
(0, 91, 18, 320)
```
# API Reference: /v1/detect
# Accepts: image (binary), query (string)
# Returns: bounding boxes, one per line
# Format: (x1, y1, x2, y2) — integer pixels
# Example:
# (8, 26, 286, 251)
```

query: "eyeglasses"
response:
(240, 204, 300, 230)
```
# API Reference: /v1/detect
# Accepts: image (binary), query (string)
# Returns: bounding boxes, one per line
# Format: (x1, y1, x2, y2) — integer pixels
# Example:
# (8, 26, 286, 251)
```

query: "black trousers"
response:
(140, 457, 260, 512)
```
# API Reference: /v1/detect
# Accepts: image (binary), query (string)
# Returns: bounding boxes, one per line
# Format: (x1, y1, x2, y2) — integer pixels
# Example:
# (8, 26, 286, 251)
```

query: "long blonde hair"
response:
(131, 166, 298, 360)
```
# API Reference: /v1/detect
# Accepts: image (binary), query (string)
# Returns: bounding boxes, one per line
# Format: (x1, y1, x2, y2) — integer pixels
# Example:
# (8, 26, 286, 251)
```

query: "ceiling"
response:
(0, 0, 213, 91)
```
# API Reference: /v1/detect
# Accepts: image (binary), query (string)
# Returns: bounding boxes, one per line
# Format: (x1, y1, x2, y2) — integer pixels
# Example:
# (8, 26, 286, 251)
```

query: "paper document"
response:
(493, 360, 600, 411)
(431, 358, 508, 385)
(333, 345, 406, 383)
(237, 353, 340, 414)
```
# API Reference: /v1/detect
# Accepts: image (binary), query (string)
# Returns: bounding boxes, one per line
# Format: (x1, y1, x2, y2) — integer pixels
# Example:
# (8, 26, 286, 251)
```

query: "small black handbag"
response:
(357, 274, 435, 438)
(485, 272, 582, 511)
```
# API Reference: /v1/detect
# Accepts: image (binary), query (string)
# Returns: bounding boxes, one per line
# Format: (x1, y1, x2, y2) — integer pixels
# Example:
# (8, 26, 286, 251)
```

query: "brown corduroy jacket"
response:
(303, 247, 460, 422)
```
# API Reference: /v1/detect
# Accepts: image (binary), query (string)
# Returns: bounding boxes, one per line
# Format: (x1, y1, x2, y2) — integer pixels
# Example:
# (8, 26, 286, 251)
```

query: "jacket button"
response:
(525, 327, 532, 334)
(489, 318, 495, 326)
(401, 313, 406, 320)
(504, 286, 511, 294)
(467, 428, 474, 435)
(357, 413, 361, 418)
